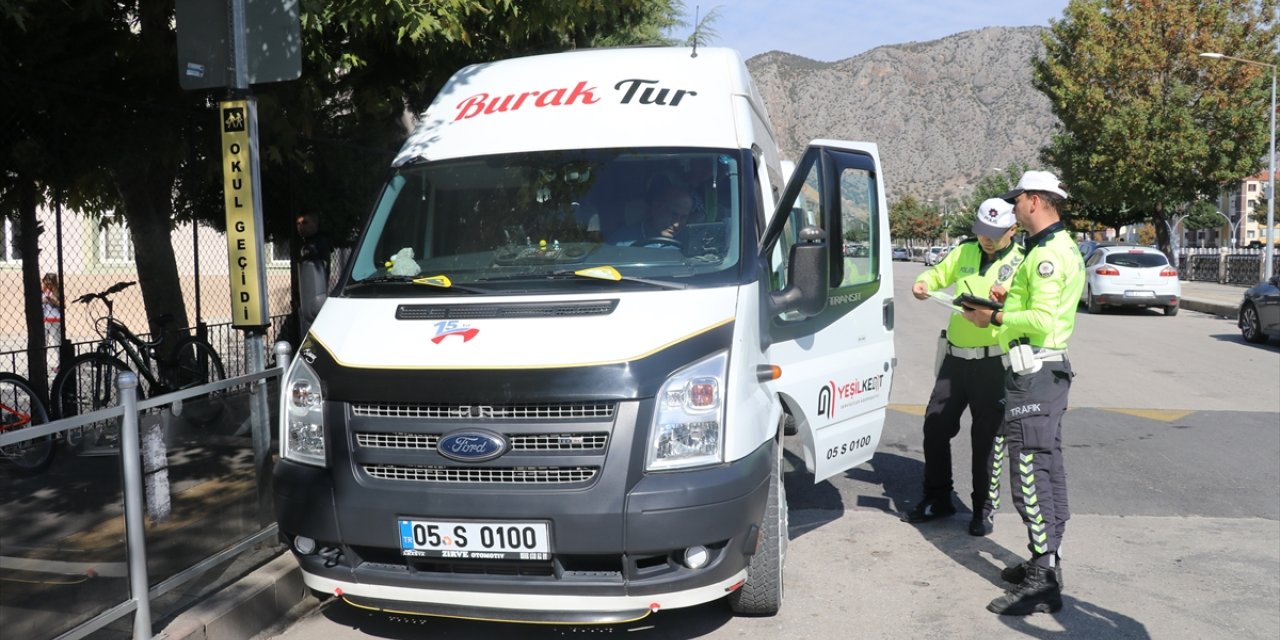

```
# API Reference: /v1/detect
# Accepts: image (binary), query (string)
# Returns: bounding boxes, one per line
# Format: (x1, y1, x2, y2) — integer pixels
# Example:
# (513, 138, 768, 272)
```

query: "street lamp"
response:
(1214, 210, 1241, 247)
(1201, 51, 1276, 276)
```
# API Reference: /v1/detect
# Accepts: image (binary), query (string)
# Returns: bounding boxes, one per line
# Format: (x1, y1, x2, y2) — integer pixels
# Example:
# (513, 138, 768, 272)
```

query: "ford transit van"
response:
(275, 46, 895, 622)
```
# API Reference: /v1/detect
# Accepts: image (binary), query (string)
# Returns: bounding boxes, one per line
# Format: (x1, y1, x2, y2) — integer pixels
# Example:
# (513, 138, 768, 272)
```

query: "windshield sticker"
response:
(432, 320, 479, 344)
(818, 374, 886, 419)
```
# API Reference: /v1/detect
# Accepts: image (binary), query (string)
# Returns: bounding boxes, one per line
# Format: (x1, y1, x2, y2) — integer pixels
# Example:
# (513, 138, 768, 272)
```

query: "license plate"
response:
(398, 519, 551, 560)
(1124, 290, 1155, 298)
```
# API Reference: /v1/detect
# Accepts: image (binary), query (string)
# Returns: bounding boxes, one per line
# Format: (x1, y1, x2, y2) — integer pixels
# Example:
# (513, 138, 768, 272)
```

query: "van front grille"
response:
(356, 432, 608, 451)
(352, 402, 615, 421)
(363, 465, 598, 484)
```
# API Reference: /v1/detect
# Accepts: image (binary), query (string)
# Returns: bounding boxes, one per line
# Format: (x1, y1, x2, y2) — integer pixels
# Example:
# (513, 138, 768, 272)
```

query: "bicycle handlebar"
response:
(73, 280, 136, 305)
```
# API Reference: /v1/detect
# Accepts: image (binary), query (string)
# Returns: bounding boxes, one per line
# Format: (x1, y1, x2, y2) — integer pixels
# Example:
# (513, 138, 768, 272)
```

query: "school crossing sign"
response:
(220, 99, 269, 328)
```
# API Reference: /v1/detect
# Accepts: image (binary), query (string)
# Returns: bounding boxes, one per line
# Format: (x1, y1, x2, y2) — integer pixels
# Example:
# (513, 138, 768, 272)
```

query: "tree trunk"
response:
(18, 179, 49, 401)
(113, 160, 189, 364)
(1153, 202, 1172, 259)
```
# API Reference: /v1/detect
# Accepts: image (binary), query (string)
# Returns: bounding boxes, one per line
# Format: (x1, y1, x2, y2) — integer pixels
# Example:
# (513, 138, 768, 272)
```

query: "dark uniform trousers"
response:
(1000, 359, 1073, 566)
(921, 352, 1007, 517)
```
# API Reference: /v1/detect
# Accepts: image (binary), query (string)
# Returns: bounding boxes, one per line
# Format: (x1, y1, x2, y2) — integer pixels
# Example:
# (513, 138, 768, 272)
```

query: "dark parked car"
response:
(1239, 274, 1280, 344)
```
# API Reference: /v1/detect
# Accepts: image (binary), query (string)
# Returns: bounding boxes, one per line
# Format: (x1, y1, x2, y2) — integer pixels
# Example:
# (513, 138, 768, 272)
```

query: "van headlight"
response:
(281, 356, 325, 467)
(646, 351, 727, 471)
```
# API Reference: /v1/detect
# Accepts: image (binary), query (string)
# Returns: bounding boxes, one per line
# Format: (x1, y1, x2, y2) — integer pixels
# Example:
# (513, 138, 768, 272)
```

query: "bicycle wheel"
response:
(0, 373, 55, 475)
(169, 339, 227, 428)
(51, 353, 131, 453)
(170, 339, 226, 389)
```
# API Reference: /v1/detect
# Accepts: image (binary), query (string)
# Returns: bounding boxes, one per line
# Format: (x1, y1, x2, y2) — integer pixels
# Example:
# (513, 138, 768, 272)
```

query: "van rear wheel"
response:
(728, 440, 786, 616)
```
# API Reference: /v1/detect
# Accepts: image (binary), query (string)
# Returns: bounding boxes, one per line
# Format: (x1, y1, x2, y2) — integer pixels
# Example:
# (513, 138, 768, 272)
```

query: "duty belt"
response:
(947, 344, 1001, 360)
(1001, 347, 1068, 368)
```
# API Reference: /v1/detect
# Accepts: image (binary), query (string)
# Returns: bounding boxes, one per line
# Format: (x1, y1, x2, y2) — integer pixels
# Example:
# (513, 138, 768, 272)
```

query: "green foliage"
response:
(1250, 189, 1271, 224)
(1033, 0, 1278, 247)
(680, 4, 722, 49)
(950, 163, 1029, 238)
(1185, 198, 1224, 230)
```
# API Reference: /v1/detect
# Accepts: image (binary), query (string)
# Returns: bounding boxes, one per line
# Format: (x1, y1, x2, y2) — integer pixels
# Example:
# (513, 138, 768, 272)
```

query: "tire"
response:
(169, 339, 226, 390)
(169, 339, 227, 427)
(1241, 302, 1268, 344)
(51, 353, 131, 453)
(1086, 286, 1102, 314)
(0, 373, 55, 475)
(728, 439, 787, 616)
(1163, 304, 1178, 317)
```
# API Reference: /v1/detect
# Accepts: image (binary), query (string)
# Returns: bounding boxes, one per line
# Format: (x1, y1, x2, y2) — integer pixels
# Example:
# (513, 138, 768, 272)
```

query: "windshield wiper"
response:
(479, 266, 686, 290)
(345, 274, 486, 293)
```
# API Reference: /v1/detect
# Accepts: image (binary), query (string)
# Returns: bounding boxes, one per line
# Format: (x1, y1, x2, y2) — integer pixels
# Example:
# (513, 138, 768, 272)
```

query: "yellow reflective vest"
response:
(915, 239, 1024, 348)
(997, 222, 1085, 350)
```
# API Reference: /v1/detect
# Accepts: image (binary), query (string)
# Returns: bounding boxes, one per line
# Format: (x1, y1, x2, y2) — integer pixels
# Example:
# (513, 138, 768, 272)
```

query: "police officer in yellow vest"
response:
(962, 170, 1084, 616)
(902, 198, 1023, 537)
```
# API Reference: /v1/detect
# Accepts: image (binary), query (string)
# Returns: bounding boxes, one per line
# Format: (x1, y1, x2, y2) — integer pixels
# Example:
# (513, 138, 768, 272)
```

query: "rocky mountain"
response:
(745, 26, 1057, 201)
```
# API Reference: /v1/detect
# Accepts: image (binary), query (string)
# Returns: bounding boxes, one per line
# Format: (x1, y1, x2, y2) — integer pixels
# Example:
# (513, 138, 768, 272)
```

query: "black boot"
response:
(900, 495, 957, 523)
(988, 563, 1063, 615)
(968, 513, 993, 537)
(1001, 556, 1063, 589)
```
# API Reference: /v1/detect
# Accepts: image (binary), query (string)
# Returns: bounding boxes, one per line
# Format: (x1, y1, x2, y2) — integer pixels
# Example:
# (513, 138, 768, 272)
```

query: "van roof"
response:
(393, 47, 767, 166)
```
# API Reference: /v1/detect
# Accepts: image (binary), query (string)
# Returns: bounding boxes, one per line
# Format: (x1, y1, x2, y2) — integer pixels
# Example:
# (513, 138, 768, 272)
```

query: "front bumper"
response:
(273, 400, 773, 621)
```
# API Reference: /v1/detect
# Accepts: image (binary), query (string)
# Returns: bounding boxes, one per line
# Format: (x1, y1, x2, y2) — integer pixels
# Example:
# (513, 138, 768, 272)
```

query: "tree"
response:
(2, 1, 681, 370)
(1185, 198, 1224, 230)
(1032, 0, 1278, 257)
(890, 195, 941, 245)
(949, 163, 1028, 239)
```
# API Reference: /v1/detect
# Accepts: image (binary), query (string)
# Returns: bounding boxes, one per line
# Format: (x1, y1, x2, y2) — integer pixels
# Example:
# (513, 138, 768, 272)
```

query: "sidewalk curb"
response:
(1181, 297, 1238, 319)
(159, 553, 311, 640)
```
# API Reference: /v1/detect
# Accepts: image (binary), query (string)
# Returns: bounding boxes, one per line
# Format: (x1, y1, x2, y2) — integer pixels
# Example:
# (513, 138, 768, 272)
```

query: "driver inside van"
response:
(616, 178, 691, 247)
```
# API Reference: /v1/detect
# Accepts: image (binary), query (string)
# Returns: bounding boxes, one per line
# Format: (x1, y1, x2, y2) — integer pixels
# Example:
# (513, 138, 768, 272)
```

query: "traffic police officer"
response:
(962, 170, 1083, 616)
(902, 198, 1023, 537)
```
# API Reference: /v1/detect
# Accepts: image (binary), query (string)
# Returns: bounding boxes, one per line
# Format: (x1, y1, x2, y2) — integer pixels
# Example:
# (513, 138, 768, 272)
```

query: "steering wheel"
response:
(636, 236, 682, 249)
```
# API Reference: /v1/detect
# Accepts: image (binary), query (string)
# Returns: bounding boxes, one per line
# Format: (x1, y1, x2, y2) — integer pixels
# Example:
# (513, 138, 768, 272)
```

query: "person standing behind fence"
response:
(41, 273, 62, 372)
(294, 212, 332, 343)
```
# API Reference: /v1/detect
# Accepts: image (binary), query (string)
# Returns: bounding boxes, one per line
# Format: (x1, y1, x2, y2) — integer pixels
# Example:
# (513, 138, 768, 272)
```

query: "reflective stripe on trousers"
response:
(1001, 362, 1072, 562)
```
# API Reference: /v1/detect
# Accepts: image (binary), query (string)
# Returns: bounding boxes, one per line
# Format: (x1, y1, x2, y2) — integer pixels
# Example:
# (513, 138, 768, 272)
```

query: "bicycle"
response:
(50, 280, 227, 452)
(0, 372, 55, 475)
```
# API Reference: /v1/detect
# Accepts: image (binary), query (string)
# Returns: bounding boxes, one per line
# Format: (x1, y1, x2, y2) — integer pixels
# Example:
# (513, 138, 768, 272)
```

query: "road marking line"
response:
(888, 404, 926, 416)
(1100, 408, 1194, 422)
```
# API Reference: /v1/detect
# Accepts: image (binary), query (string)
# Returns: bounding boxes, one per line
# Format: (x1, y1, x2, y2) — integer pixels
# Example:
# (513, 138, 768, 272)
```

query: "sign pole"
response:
(222, 0, 273, 506)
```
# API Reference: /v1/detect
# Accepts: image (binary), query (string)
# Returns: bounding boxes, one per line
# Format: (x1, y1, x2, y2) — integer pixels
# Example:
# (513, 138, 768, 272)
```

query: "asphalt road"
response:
(258, 260, 1280, 640)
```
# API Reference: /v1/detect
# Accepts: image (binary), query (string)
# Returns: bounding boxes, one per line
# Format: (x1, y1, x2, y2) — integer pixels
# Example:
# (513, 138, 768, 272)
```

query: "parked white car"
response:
(923, 246, 945, 266)
(1081, 244, 1181, 315)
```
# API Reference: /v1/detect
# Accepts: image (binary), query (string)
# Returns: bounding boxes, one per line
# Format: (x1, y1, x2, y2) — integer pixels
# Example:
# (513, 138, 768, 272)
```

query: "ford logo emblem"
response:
(437, 430, 508, 463)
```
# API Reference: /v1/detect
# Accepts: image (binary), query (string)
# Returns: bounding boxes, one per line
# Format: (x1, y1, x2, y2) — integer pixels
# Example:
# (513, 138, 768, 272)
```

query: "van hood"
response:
(307, 288, 739, 369)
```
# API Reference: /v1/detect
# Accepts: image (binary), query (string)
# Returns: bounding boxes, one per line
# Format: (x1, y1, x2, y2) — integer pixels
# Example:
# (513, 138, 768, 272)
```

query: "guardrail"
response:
(0, 343, 291, 640)
(1177, 248, 1278, 284)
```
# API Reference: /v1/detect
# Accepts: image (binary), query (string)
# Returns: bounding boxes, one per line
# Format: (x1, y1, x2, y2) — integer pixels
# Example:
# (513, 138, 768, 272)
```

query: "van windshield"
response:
(344, 148, 745, 295)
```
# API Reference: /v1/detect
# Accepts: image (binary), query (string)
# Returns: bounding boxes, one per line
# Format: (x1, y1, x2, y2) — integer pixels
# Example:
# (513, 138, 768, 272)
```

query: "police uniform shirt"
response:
(997, 222, 1085, 350)
(916, 238, 1024, 348)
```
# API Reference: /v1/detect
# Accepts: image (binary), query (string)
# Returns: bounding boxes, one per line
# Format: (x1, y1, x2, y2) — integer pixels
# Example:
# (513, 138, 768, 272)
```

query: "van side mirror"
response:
(768, 226, 829, 318)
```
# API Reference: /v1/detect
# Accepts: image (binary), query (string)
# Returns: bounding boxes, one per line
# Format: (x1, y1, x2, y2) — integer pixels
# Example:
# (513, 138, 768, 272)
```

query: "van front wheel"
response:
(728, 441, 787, 616)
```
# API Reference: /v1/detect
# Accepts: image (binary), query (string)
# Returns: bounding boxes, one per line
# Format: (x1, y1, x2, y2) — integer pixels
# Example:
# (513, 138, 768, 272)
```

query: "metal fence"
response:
(1176, 247, 1277, 284)
(1, 204, 295, 377)
(0, 343, 290, 640)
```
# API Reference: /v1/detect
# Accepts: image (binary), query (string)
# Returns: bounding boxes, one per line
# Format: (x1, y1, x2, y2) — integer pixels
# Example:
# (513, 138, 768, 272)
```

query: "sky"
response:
(666, 0, 1072, 62)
